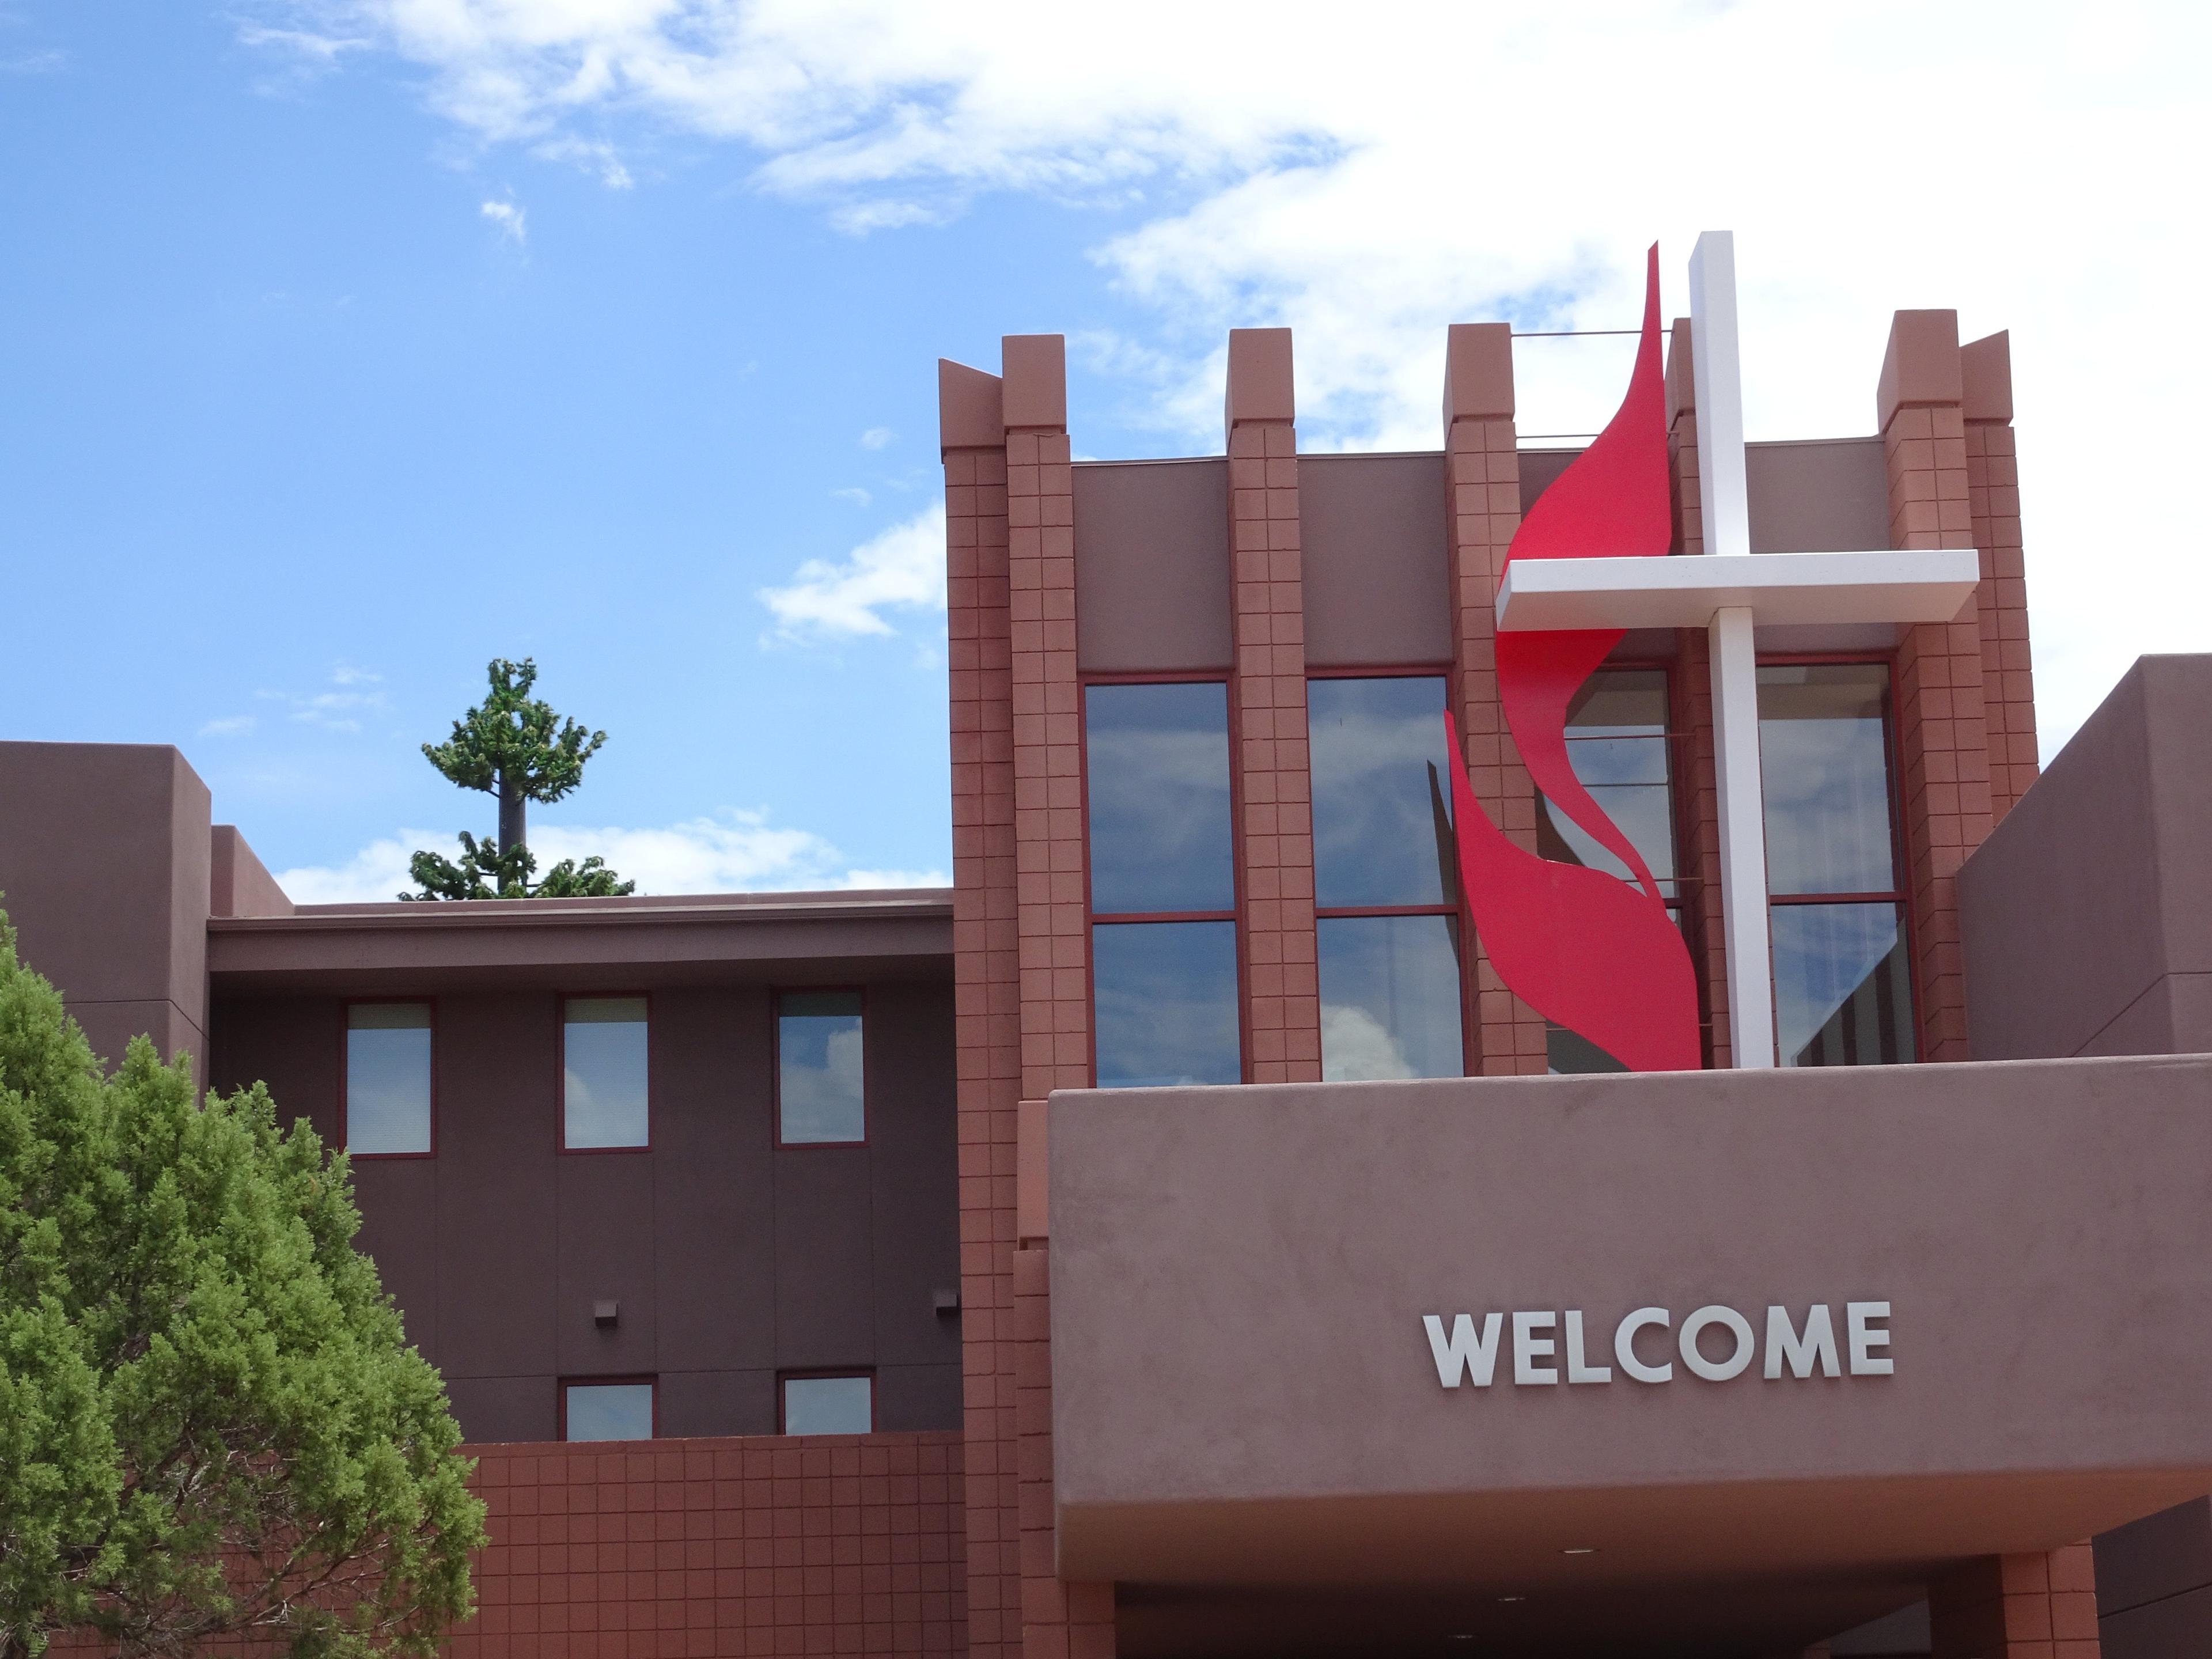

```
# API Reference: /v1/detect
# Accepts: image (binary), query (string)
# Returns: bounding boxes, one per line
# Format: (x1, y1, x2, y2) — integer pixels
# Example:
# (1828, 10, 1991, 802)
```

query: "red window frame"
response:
(772, 985, 870, 1149)
(340, 997, 437, 1160)
(1078, 671, 1248, 1086)
(777, 1369, 877, 1436)
(557, 991, 654, 1154)
(558, 1374, 657, 1442)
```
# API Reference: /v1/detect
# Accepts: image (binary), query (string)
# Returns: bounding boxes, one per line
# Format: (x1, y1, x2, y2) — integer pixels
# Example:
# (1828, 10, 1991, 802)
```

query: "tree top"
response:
(421, 657, 607, 807)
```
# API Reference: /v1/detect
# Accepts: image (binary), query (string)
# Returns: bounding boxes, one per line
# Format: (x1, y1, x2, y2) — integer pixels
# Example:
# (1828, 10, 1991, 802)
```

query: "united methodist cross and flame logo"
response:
(1443, 245, 1703, 1071)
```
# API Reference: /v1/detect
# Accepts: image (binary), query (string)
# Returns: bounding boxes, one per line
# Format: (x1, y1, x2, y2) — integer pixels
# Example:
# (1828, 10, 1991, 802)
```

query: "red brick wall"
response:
(1964, 331, 2039, 823)
(1929, 1541, 2100, 1659)
(450, 1433, 966, 1658)
(1226, 329, 1321, 1085)
(1441, 323, 1548, 1075)
(1881, 312, 1993, 1064)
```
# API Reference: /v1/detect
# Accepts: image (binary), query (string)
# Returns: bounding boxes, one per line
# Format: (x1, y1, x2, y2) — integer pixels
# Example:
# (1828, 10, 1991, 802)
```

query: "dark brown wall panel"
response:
(1747, 437, 1889, 554)
(868, 982, 961, 1370)
(657, 1368, 775, 1438)
(1073, 459, 1233, 673)
(1300, 453, 1451, 667)
(555, 1152, 657, 1377)
(209, 994, 342, 1145)
(354, 1157, 439, 1361)
(773, 1146, 877, 1371)
(653, 986, 777, 1374)
(434, 993, 560, 1389)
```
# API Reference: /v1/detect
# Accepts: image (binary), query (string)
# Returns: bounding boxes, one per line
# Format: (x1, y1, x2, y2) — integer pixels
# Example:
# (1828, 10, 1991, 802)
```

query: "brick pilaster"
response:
(1880, 310, 1993, 1063)
(1441, 322, 1547, 1075)
(1225, 328, 1320, 1084)
(1963, 330, 2039, 823)
(1665, 317, 1730, 1069)
(1930, 1543, 2101, 1659)
(942, 355, 1021, 1659)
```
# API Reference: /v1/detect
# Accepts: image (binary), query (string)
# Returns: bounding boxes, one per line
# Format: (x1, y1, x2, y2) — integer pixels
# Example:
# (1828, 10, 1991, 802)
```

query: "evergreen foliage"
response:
(0, 912, 486, 1657)
(404, 657, 632, 900)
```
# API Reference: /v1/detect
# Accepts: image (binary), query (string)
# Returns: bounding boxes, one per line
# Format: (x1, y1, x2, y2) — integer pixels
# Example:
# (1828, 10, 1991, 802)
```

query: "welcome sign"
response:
(1422, 1302, 1894, 1387)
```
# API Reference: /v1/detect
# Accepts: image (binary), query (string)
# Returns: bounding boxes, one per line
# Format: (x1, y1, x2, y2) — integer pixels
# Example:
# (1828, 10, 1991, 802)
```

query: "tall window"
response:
(1758, 662, 1915, 1066)
(563, 1379, 654, 1441)
(345, 1002, 433, 1156)
(1084, 681, 1241, 1087)
(562, 995, 650, 1149)
(778, 990, 865, 1144)
(1308, 676, 1463, 1081)
(1533, 669, 1684, 1074)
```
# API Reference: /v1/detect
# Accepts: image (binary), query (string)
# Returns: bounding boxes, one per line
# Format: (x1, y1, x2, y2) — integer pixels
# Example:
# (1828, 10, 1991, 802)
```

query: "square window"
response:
(563, 1380, 654, 1442)
(563, 997, 649, 1149)
(1092, 920, 1241, 1088)
(778, 991, 865, 1144)
(781, 1374, 872, 1435)
(1317, 915, 1463, 1081)
(346, 1002, 432, 1156)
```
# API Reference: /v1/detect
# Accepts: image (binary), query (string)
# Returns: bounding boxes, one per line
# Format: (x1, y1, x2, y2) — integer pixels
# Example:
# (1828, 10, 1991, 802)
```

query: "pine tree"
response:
(0, 911, 486, 1657)
(405, 658, 634, 900)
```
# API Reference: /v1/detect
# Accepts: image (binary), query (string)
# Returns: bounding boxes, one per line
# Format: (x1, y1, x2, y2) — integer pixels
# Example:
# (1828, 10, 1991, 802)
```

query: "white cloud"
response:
(480, 198, 527, 243)
(271, 812, 947, 903)
(255, 666, 391, 732)
(198, 715, 259, 737)
(859, 426, 893, 449)
(245, 0, 2212, 755)
(831, 486, 871, 506)
(759, 501, 945, 642)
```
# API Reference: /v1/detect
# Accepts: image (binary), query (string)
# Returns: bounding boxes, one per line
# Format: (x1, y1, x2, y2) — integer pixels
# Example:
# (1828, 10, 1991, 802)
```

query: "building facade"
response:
(3, 286, 2211, 1658)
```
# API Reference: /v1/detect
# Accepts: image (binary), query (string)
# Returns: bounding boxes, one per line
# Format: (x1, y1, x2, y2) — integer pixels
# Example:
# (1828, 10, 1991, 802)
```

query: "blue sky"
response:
(3, 2, 2206, 899)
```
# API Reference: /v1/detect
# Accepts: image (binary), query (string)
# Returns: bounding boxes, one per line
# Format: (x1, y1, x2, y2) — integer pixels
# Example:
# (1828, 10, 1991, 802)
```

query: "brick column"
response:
(1962, 330, 2040, 823)
(1880, 310, 1994, 1063)
(1225, 328, 1321, 1084)
(999, 334, 1113, 1659)
(1930, 1542, 2101, 1659)
(1441, 322, 1547, 1075)
(1665, 317, 1730, 1068)
(941, 355, 1019, 1659)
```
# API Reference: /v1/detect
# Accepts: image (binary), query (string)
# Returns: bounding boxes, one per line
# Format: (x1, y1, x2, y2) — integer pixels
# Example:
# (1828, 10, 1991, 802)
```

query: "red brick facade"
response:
(1929, 1542, 2101, 1659)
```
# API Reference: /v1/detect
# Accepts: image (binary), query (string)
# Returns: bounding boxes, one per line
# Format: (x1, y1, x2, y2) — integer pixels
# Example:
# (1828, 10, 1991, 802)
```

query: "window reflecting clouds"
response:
(346, 1002, 431, 1155)
(1084, 682, 1234, 915)
(1092, 921, 1241, 1087)
(565, 1382, 653, 1442)
(1772, 903, 1913, 1066)
(563, 996, 649, 1148)
(778, 991, 865, 1143)
(1318, 915, 1463, 1081)
(783, 1376, 873, 1435)
(1536, 669, 1677, 897)
(1759, 665, 1898, 896)
(1309, 676, 1456, 909)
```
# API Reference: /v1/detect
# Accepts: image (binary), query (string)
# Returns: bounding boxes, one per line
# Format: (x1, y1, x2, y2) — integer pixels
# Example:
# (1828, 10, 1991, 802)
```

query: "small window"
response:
(1084, 681, 1236, 914)
(563, 996, 649, 1149)
(778, 991, 866, 1144)
(1092, 920, 1242, 1088)
(1317, 914, 1464, 1081)
(781, 1374, 873, 1435)
(346, 1002, 432, 1156)
(563, 1380, 654, 1442)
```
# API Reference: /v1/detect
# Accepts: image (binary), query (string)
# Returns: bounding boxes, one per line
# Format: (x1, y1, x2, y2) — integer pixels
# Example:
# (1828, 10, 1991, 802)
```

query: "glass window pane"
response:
(1092, 921, 1240, 1088)
(1309, 676, 1457, 910)
(1318, 915, 1463, 1081)
(1758, 664, 1900, 896)
(1085, 682, 1234, 914)
(779, 991, 865, 1144)
(783, 1375, 873, 1435)
(1771, 903, 1915, 1066)
(346, 1003, 431, 1155)
(1537, 669, 1677, 897)
(565, 1382, 653, 1442)
(564, 996, 649, 1149)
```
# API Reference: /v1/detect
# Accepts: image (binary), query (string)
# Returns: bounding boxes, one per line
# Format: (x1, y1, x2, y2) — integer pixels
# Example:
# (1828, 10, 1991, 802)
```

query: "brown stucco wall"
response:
(1961, 655, 2212, 1062)
(1071, 459, 1232, 675)
(0, 740, 210, 1070)
(1048, 1056, 2212, 1653)
(209, 979, 962, 1445)
(1297, 452, 1451, 668)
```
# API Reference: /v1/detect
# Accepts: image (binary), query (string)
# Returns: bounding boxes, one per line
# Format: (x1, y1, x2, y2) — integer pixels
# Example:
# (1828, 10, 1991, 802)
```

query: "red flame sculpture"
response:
(1445, 244, 1702, 1072)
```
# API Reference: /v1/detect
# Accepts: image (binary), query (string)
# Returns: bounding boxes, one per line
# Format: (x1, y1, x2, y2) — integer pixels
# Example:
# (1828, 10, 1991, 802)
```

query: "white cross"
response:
(1494, 232, 1979, 1069)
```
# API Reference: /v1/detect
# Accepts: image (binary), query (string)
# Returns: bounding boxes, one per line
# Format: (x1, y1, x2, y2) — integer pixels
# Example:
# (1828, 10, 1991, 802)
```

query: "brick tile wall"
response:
(1228, 413, 1321, 1084)
(1930, 1542, 2101, 1659)
(447, 1433, 966, 1658)
(1444, 397, 1548, 1075)
(1967, 412, 2039, 821)
(1884, 395, 1991, 1063)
